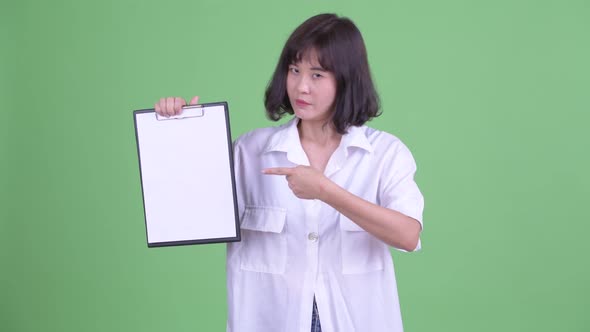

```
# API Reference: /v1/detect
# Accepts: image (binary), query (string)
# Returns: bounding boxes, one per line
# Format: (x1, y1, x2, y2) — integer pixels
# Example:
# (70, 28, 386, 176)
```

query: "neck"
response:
(297, 118, 341, 145)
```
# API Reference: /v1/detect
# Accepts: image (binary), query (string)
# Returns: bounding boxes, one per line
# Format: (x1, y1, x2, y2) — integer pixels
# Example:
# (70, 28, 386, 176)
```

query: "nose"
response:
(295, 75, 310, 94)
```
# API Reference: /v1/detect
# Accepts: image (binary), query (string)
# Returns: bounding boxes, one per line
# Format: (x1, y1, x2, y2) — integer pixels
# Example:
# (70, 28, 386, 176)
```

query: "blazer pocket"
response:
(339, 214, 387, 274)
(239, 206, 287, 274)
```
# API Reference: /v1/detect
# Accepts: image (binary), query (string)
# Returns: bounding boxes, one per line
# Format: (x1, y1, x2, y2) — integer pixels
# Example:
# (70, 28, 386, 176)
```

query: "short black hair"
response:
(264, 13, 381, 134)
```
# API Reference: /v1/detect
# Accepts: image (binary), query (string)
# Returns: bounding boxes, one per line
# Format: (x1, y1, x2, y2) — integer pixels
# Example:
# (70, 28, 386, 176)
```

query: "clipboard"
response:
(133, 101, 240, 247)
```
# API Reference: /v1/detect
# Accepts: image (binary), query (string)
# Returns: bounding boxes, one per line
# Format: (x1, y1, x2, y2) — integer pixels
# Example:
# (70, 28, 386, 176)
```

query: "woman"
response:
(155, 13, 424, 332)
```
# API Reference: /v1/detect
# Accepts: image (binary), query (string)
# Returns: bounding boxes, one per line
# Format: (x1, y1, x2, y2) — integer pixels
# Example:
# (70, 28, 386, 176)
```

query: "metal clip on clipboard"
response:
(155, 104, 205, 121)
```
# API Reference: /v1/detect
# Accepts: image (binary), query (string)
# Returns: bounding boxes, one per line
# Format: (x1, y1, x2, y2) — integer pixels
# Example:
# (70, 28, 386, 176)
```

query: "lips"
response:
(295, 99, 311, 107)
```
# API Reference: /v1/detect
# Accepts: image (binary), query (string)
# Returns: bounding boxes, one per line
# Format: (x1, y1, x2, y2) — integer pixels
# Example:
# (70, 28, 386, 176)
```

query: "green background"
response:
(2, 0, 589, 331)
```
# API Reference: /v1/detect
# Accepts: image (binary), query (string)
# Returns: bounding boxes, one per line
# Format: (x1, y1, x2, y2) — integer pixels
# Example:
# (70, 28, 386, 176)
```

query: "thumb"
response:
(189, 96, 200, 105)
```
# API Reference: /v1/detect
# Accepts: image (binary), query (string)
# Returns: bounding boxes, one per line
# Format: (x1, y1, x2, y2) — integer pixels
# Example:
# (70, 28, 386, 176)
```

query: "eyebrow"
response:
(289, 63, 328, 72)
(310, 66, 327, 72)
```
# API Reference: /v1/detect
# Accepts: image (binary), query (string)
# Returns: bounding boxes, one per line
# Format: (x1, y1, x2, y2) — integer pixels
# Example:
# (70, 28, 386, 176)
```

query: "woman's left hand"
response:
(263, 166, 328, 200)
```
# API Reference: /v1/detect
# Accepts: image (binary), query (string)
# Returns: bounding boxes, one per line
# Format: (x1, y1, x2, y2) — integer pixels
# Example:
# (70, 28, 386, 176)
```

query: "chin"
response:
(293, 108, 307, 119)
(294, 111, 315, 122)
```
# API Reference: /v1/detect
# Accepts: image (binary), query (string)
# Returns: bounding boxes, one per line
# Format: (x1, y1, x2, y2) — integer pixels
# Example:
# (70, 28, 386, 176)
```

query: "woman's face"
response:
(286, 50, 337, 124)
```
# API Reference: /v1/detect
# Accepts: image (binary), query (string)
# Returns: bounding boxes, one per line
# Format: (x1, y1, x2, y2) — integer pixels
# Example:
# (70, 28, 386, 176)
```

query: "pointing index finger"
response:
(262, 167, 294, 175)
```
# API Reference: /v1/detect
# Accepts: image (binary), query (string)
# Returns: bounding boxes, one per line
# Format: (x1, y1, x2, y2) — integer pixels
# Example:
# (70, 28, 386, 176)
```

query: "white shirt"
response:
(226, 118, 424, 332)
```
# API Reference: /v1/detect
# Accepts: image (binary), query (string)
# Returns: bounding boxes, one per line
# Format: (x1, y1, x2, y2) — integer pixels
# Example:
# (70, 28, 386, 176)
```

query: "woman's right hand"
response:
(154, 96, 200, 117)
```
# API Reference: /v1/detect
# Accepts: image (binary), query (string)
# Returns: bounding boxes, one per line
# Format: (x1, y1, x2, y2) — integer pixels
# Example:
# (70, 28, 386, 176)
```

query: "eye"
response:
(312, 73, 323, 79)
(289, 66, 299, 74)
